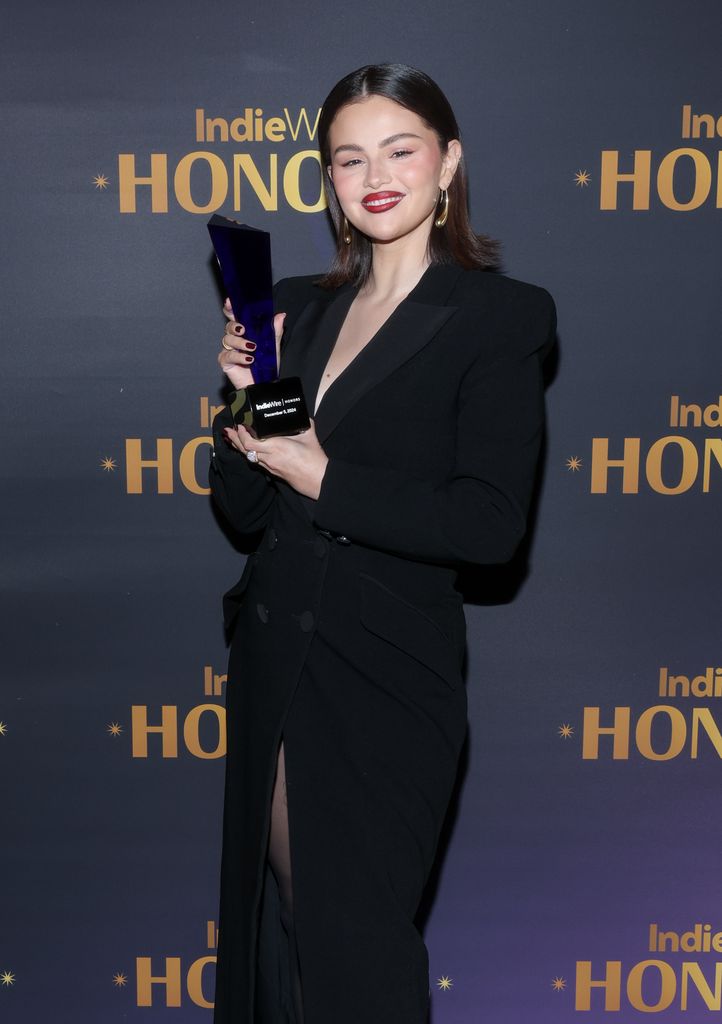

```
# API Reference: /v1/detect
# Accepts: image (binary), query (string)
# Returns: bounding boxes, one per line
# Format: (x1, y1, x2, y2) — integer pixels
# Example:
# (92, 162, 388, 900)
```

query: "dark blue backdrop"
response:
(2, 1, 721, 1019)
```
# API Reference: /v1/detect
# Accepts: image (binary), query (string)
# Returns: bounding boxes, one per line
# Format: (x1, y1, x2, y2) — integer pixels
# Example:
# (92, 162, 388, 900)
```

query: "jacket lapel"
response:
(280, 263, 465, 523)
(279, 284, 356, 423)
(284, 264, 465, 445)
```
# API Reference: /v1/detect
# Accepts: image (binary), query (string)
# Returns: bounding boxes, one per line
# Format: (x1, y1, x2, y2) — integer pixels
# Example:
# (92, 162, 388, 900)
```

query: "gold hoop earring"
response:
(342, 216, 352, 245)
(434, 189, 449, 228)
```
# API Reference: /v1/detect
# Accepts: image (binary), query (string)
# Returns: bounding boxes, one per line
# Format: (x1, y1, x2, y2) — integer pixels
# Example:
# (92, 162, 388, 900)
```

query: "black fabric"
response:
(210, 263, 555, 1023)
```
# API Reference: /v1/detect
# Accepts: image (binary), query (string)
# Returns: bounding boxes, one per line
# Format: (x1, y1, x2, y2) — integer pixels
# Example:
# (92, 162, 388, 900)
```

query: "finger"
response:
(273, 311, 286, 337)
(227, 426, 249, 451)
(236, 423, 270, 450)
(222, 322, 256, 365)
(227, 426, 270, 467)
(220, 335, 255, 355)
(223, 325, 256, 355)
(223, 298, 236, 321)
(218, 352, 255, 374)
(224, 425, 258, 458)
(223, 426, 243, 451)
(273, 311, 286, 361)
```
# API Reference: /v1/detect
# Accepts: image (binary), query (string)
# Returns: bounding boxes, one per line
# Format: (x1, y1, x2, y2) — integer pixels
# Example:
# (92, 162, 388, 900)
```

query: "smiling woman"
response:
(210, 62, 556, 1024)
(317, 62, 500, 288)
(328, 97, 458, 246)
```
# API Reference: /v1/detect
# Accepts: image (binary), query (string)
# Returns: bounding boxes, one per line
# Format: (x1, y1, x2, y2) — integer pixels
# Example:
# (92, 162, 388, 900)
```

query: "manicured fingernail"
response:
(246, 341, 256, 350)
(234, 324, 244, 334)
(244, 355, 254, 362)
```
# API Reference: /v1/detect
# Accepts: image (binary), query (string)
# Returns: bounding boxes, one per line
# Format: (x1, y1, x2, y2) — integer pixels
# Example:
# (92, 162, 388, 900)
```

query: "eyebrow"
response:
(332, 132, 423, 157)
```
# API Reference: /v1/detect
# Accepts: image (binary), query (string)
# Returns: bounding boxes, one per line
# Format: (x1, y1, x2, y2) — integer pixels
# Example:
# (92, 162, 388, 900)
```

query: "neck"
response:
(364, 224, 433, 302)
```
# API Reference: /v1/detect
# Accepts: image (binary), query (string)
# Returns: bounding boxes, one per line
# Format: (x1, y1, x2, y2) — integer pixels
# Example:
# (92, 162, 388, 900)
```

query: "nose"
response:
(363, 157, 389, 190)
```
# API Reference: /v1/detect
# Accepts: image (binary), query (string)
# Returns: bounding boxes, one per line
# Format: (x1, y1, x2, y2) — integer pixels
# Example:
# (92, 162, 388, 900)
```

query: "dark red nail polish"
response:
(244, 355, 254, 362)
(246, 341, 257, 350)
(234, 324, 244, 334)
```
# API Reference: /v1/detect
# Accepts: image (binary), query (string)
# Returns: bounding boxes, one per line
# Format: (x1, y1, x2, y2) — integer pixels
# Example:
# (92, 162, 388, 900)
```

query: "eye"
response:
(390, 149, 413, 158)
(339, 157, 363, 168)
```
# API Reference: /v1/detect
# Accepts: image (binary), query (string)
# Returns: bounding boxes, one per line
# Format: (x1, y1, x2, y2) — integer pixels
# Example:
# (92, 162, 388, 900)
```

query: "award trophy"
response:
(207, 214, 310, 439)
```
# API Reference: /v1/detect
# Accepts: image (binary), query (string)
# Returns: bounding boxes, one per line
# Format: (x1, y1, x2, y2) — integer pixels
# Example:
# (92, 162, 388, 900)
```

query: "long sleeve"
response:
(209, 404, 278, 535)
(312, 293, 556, 566)
(208, 277, 297, 535)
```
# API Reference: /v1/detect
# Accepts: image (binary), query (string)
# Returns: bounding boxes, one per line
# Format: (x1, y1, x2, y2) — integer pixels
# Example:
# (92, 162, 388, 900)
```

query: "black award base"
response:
(229, 375, 311, 439)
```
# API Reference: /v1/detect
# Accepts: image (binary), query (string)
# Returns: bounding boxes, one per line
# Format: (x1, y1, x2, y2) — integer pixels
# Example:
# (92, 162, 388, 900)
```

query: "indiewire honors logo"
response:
(589, 396, 722, 495)
(573, 922, 722, 1013)
(567, 665, 722, 762)
(117, 105, 325, 215)
(598, 103, 722, 211)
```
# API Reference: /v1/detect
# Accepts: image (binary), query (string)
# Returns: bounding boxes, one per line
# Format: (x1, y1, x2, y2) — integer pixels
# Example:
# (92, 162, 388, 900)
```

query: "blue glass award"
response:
(207, 215, 310, 439)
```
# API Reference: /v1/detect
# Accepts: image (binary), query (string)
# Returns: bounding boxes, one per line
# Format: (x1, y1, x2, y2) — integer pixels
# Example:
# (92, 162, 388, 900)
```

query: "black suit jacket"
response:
(208, 261, 556, 1024)
(213, 261, 555, 580)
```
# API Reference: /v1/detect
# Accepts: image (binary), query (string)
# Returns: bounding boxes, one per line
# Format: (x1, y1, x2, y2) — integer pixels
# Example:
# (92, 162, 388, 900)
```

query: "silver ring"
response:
(221, 338, 234, 351)
(246, 450, 259, 463)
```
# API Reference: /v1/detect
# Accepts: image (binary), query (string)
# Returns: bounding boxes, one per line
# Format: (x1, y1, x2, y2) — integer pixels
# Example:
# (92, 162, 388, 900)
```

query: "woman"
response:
(210, 63, 555, 1024)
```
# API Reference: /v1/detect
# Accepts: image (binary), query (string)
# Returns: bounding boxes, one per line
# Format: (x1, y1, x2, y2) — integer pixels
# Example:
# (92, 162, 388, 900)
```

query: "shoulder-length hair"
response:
(316, 63, 500, 289)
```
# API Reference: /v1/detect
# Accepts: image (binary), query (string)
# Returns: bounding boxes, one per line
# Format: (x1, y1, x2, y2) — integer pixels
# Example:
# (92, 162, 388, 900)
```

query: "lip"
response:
(361, 191, 405, 213)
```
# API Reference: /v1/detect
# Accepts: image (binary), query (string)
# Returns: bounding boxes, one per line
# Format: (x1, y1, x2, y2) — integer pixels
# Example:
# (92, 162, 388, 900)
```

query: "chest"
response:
(279, 283, 481, 464)
(313, 295, 405, 415)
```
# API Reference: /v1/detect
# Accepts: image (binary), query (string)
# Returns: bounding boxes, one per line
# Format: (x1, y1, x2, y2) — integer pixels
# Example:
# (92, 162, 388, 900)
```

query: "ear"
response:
(440, 139, 462, 190)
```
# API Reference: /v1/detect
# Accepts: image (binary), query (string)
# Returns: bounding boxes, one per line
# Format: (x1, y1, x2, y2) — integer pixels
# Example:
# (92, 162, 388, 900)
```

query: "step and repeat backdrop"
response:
(2, 1, 721, 1020)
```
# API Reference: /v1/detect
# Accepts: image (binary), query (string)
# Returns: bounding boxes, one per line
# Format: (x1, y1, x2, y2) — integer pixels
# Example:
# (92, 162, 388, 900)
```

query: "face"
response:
(326, 94, 461, 248)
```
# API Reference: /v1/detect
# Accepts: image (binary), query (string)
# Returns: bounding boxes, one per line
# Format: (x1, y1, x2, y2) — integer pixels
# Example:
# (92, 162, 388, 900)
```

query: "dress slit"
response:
(266, 734, 305, 1023)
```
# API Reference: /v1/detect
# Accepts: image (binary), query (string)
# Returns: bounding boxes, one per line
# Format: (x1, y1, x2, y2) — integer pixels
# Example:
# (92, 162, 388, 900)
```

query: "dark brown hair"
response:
(316, 63, 500, 288)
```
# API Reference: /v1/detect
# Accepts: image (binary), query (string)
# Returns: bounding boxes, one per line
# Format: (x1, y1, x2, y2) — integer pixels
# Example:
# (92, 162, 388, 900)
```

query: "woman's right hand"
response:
(218, 297, 286, 391)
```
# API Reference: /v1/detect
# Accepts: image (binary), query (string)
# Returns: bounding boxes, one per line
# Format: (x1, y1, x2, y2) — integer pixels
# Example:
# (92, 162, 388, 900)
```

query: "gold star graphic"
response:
(107, 722, 123, 737)
(93, 174, 110, 190)
(436, 976, 453, 990)
(566, 456, 582, 472)
(558, 723, 574, 739)
(113, 972, 127, 987)
(552, 976, 567, 991)
(1, 971, 15, 986)
(574, 170, 591, 187)
(0, 722, 7, 737)
(100, 457, 117, 472)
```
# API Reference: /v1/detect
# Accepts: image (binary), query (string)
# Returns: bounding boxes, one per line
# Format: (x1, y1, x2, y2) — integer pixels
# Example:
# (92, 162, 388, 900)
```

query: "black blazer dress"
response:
(209, 262, 556, 1024)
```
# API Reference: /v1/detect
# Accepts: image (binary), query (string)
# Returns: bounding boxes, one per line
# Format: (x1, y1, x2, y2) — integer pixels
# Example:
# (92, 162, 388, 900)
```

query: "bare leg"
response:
(267, 739, 304, 1023)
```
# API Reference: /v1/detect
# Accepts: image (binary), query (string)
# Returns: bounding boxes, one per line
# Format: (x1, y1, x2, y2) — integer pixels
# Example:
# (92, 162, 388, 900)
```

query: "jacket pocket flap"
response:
(359, 574, 461, 689)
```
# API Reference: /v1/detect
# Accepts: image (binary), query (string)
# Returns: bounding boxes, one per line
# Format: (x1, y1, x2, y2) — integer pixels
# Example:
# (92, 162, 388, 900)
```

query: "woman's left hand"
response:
(223, 420, 329, 500)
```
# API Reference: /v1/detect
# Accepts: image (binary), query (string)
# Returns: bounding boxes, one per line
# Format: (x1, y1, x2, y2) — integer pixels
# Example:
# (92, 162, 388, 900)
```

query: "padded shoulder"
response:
(449, 269, 557, 362)
(273, 274, 332, 315)
(451, 268, 554, 315)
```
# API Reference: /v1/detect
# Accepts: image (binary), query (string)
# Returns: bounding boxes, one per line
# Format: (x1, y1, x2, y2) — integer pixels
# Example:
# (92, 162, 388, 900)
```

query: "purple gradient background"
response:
(2, 0, 720, 1021)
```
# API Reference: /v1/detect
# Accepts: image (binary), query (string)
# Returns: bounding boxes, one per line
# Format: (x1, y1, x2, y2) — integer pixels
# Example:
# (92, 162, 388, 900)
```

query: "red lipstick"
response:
(361, 191, 405, 213)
